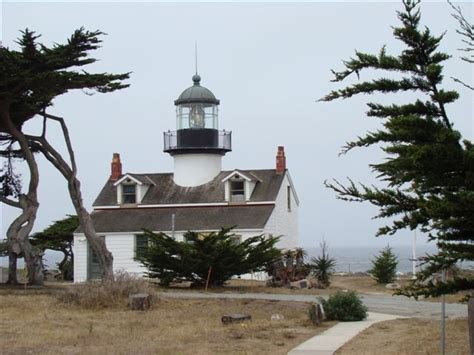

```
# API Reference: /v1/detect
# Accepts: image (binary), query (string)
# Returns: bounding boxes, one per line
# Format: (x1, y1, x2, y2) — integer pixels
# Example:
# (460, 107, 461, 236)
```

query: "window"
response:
(122, 184, 136, 204)
(230, 180, 245, 202)
(135, 234, 149, 259)
(287, 186, 292, 211)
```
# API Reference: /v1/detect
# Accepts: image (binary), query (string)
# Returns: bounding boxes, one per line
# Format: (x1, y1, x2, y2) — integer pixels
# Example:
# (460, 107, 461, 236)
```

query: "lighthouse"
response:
(163, 74, 231, 187)
(74, 71, 300, 282)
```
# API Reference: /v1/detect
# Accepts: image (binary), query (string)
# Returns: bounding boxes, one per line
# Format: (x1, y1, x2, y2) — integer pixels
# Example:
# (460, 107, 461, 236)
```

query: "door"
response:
(88, 241, 104, 280)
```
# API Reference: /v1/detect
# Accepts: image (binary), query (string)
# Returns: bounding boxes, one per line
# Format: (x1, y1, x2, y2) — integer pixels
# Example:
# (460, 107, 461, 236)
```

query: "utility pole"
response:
(412, 229, 417, 279)
(441, 269, 446, 355)
(171, 213, 175, 239)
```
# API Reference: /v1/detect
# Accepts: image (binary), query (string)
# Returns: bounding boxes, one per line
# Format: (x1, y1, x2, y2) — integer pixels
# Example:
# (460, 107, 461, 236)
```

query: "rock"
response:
(308, 302, 325, 325)
(308, 277, 319, 289)
(290, 279, 310, 289)
(128, 293, 152, 311)
(271, 313, 284, 321)
(221, 313, 252, 325)
(385, 283, 401, 289)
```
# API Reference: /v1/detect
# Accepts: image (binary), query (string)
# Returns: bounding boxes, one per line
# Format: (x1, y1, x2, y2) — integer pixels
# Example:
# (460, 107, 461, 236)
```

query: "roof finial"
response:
(192, 42, 201, 85)
(195, 41, 198, 75)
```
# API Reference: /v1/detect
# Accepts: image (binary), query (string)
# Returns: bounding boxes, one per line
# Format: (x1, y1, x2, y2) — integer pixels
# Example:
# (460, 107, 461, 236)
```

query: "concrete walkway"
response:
(160, 291, 457, 354)
(287, 312, 402, 355)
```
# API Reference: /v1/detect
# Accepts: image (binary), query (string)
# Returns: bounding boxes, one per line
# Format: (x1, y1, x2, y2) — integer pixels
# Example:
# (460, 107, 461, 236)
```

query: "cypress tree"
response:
(369, 246, 399, 284)
(321, 0, 474, 297)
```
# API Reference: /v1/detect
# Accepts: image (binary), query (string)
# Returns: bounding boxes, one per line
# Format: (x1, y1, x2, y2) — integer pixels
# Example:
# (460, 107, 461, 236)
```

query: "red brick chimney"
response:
(110, 153, 122, 181)
(276, 146, 286, 174)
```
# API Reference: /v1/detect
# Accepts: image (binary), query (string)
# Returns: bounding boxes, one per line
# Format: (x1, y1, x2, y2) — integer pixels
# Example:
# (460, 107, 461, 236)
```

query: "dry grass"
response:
(179, 276, 466, 304)
(336, 318, 469, 355)
(57, 271, 157, 309)
(0, 287, 333, 354)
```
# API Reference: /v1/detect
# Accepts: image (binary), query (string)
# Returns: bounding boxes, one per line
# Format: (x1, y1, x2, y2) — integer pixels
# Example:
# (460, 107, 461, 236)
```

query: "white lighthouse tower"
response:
(163, 74, 231, 186)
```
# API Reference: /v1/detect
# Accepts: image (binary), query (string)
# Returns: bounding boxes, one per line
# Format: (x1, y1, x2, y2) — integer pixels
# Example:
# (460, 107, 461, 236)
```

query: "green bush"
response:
(369, 246, 398, 284)
(136, 227, 281, 287)
(322, 291, 368, 321)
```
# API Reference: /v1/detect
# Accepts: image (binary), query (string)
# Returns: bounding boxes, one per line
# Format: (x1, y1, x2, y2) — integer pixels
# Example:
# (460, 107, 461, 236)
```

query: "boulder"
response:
(290, 279, 310, 289)
(385, 283, 401, 290)
(308, 277, 319, 289)
(271, 313, 285, 321)
(221, 313, 252, 325)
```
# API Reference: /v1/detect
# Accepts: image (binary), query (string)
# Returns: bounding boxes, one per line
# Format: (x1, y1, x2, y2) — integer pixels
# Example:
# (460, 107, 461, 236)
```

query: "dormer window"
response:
(222, 170, 261, 203)
(122, 184, 136, 204)
(114, 173, 155, 206)
(230, 179, 245, 202)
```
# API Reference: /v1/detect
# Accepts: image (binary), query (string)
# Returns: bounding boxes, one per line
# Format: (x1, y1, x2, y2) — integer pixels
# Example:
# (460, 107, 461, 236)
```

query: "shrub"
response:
(322, 291, 368, 321)
(308, 241, 336, 288)
(267, 248, 309, 286)
(369, 246, 398, 284)
(57, 271, 156, 309)
(136, 227, 281, 287)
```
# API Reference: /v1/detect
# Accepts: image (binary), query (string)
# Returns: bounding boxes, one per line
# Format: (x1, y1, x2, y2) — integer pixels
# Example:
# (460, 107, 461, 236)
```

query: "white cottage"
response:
(74, 74, 299, 282)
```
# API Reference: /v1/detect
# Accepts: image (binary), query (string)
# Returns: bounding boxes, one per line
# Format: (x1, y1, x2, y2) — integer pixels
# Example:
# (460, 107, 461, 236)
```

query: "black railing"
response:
(163, 129, 232, 153)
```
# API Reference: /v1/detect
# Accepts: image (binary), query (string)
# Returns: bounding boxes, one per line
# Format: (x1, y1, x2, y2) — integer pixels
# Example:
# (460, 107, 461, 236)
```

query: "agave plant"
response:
(308, 241, 336, 288)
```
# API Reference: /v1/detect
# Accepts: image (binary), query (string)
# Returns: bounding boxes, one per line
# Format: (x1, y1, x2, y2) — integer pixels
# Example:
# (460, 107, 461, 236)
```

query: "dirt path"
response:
(160, 290, 467, 319)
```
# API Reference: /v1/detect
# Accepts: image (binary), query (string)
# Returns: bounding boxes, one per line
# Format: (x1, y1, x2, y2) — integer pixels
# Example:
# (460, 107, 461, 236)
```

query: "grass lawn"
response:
(0, 287, 333, 354)
(337, 318, 469, 355)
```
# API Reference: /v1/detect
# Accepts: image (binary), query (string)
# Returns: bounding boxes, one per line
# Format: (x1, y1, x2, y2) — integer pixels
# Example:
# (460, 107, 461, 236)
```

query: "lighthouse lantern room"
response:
(163, 74, 232, 187)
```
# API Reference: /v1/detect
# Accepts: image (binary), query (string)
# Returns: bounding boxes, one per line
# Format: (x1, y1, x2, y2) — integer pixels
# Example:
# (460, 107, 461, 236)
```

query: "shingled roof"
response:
(93, 169, 284, 206)
(78, 205, 275, 233)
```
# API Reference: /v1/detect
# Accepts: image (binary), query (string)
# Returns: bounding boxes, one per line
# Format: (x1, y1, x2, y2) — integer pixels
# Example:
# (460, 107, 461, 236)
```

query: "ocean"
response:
(305, 244, 474, 274)
(2, 244, 472, 274)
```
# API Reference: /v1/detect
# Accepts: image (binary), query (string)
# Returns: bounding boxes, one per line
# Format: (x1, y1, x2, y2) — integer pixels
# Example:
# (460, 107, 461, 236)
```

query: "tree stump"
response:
(308, 302, 325, 325)
(221, 313, 251, 325)
(128, 293, 152, 311)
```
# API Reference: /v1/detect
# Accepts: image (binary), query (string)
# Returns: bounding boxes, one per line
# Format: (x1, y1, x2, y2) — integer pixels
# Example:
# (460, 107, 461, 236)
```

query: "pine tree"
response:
(369, 246, 398, 284)
(136, 227, 281, 287)
(321, 0, 474, 297)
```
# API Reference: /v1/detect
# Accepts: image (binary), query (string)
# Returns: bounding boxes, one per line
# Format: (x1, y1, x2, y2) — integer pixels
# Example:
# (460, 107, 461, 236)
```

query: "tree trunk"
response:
(1, 110, 43, 286)
(22, 241, 44, 285)
(68, 177, 114, 280)
(6, 251, 18, 285)
(28, 115, 114, 281)
(57, 251, 68, 273)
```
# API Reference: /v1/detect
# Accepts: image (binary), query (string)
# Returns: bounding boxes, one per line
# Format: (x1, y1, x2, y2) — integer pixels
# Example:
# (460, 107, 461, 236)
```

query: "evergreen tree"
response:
(31, 215, 78, 280)
(136, 227, 281, 287)
(321, 0, 474, 297)
(0, 28, 129, 282)
(369, 246, 398, 284)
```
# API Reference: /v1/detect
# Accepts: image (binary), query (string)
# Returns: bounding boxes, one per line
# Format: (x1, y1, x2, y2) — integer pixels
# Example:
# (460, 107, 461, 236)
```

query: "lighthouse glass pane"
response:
(176, 104, 218, 130)
(177, 106, 190, 129)
(189, 104, 205, 128)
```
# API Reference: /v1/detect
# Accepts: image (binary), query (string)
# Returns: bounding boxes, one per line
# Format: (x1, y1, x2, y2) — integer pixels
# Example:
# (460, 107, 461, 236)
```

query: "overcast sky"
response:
(1, 1, 472, 252)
